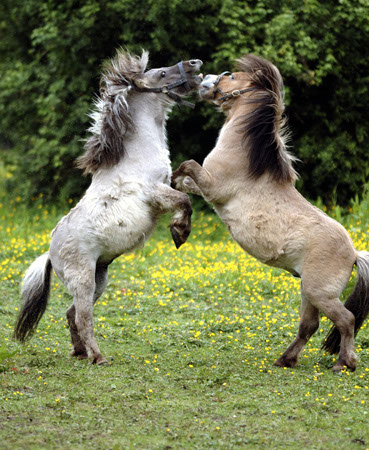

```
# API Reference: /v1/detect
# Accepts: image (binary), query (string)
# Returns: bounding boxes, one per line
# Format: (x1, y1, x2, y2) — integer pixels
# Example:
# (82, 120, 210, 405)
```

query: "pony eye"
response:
(161, 71, 166, 78)
(230, 74, 235, 80)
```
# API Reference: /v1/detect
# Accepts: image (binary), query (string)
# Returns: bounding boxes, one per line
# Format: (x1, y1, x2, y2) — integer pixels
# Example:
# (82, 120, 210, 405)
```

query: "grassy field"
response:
(1, 193, 369, 449)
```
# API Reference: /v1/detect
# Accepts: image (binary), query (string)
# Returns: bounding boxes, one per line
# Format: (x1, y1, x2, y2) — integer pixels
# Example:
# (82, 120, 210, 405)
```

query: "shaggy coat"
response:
(14, 50, 202, 364)
(172, 54, 369, 372)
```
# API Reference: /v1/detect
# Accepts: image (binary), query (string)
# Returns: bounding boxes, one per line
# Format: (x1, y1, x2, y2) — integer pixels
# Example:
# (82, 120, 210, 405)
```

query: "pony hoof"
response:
(332, 363, 356, 373)
(170, 227, 182, 249)
(170, 226, 188, 249)
(93, 355, 109, 365)
(171, 170, 183, 188)
(273, 356, 297, 368)
(70, 350, 88, 359)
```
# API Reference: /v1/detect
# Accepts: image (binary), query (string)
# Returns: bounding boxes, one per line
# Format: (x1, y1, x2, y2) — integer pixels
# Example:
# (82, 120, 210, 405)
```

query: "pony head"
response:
(77, 50, 202, 175)
(199, 54, 297, 184)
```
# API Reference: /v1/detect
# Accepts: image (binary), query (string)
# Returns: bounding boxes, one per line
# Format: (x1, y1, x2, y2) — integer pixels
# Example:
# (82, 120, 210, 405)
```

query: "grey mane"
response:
(76, 49, 149, 175)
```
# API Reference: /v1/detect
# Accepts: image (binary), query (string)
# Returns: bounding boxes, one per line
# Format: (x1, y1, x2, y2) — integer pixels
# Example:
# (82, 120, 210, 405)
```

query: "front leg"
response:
(152, 184, 192, 249)
(172, 160, 215, 201)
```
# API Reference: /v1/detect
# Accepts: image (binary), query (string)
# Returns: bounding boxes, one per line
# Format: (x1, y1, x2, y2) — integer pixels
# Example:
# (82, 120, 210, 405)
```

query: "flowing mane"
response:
(76, 49, 149, 174)
(236, 54, 297, 184)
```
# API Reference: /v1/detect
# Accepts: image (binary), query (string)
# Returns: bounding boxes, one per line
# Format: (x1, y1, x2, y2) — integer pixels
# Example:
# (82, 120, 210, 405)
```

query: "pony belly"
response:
(51, 194, 158, 267)
(229, 226, 302, 276)
(217, 207, 277, 260)
(98, 216, 156, 261)
(216, 202, 301, 272)
(91, 197, 157, 260)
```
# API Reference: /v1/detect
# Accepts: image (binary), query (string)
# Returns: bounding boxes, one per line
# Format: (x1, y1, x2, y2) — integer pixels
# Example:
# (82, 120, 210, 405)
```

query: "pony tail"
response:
(322, 251, 369, 354)
(14, 252, 52, 342)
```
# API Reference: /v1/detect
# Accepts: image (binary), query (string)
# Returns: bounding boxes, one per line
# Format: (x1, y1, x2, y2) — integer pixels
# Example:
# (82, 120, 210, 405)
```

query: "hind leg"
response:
(73, 286, 107, 365)
(310, 295, 356, 371)
(301, 271, 357, 371)
(93, 264, 109, 302)
(61, 258, 107, 364)
(274, 285, 319, 368)
(67, 265, 108, 361)
(67, 304, 88, 358)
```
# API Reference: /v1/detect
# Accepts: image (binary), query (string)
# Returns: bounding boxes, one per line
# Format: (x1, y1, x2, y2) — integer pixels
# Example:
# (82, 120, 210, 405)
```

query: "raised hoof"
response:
(273, 356, 297, 368)
(171, 169, 183, 188)
(93, 355, 109, 365)
(170, 226, 189, 249)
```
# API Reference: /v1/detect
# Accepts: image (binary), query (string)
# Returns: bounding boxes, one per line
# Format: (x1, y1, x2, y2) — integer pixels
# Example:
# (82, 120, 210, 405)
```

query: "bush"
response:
(1, 0, 368, 204)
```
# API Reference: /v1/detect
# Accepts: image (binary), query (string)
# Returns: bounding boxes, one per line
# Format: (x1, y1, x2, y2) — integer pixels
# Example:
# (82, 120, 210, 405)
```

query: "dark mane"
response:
(76, 49, 149, 175)
(236, 54, 297, 184)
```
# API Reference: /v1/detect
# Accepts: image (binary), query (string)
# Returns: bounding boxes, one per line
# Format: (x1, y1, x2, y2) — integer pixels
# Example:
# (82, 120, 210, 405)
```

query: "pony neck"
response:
(130, 92, 171, 121)
(90, 93, 173, 182)
(129, 93, 172, 144)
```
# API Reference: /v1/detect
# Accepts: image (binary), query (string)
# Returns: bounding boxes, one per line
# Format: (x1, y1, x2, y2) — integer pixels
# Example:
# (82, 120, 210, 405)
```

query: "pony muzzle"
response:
(199, 74, 218, 99)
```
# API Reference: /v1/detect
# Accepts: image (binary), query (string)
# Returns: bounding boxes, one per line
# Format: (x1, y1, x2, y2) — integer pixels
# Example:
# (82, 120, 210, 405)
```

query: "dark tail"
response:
(14, 252, 52, 342)
(322, 251, 369, 354)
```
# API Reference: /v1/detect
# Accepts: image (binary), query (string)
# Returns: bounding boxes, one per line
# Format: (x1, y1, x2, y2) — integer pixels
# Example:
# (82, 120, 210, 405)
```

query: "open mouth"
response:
(193, 73, 204, 86)
(186, 60, 203, 87)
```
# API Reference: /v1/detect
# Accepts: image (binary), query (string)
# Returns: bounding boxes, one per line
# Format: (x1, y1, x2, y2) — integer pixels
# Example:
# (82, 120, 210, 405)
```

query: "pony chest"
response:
(132, 143, 172, 184)
(82, 190, 154, 236)
(152, 149, 172, 183)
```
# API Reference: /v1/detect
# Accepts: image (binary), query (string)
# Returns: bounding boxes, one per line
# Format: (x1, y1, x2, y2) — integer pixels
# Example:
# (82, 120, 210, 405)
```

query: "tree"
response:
(1, 0, 368, 204)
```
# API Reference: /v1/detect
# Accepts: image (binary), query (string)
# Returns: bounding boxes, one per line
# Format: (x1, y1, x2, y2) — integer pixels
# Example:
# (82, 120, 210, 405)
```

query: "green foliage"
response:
(0, 345, 17, 372)
(0, 0, 368, 203)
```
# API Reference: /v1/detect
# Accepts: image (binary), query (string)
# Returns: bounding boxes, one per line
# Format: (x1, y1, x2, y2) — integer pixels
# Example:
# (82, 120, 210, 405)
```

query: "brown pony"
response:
(172, 54, 369, 372)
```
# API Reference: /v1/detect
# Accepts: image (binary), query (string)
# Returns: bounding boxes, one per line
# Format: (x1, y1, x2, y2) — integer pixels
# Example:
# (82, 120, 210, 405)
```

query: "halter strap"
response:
(212, 71, 230, 100)
(132, 61, 195, 109)
(217, 87, 258, 102)
(212, 71, 258, 103)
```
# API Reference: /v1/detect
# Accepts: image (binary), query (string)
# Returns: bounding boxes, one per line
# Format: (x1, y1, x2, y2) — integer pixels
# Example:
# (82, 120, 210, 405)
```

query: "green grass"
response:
(1, 194, 369, 449)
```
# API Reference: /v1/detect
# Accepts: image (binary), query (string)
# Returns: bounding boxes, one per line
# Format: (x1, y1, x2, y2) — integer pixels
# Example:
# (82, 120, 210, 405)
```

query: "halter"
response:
(133, 61, 195, 109)
(212, 71, 257, 103)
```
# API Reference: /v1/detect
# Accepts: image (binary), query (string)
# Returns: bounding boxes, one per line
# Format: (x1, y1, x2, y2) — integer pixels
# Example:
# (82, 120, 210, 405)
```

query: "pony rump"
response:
(236, 54, 297, 184)
(77, 49, 149, 174)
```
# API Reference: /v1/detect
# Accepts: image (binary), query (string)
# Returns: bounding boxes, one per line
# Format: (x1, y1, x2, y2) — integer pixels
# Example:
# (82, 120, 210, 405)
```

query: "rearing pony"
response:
(15, 50, 202, 364)
(172, 54, 369, 372)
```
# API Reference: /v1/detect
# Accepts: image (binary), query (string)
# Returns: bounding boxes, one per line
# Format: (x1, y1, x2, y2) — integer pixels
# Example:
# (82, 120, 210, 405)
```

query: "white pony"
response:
(15, 50, 202, 364)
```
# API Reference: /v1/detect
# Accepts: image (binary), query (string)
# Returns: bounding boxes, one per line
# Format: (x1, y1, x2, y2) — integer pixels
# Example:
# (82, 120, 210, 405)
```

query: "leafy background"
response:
(1, 0, 368, 204)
